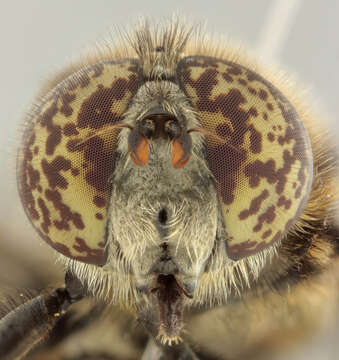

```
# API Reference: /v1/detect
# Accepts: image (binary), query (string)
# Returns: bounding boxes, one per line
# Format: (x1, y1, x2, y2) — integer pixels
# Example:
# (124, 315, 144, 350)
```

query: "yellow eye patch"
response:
(177, 56, 313, 260)
(18, 60, 140, 264)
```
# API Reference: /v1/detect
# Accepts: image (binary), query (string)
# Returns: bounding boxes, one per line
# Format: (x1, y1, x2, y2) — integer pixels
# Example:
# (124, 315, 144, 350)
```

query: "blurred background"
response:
(0, 0, 338, 359)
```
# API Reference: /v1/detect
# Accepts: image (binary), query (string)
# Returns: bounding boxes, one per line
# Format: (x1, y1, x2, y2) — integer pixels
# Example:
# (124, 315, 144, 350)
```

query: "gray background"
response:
(0, 1, 338, 359)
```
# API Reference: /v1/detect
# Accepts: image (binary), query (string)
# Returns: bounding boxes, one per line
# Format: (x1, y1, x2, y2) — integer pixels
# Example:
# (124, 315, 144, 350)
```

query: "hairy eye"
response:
(177, 56, 313, 259)
(17, 60, 140, 265)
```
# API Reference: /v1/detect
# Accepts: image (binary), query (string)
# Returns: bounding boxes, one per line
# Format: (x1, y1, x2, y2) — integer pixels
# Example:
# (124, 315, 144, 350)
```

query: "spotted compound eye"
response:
(17, 60, 140, 265)
(17, 53, 313, 265)
(177, 56, 313, 259)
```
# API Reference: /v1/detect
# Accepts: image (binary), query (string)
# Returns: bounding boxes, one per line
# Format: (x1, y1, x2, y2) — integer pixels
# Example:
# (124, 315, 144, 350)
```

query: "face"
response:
(107, 80, 220, 298)
(17, 22, 313, 344)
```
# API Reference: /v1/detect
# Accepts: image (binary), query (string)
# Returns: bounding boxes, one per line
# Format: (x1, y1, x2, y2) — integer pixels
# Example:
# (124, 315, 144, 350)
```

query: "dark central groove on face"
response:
(158, 208, 168, 224)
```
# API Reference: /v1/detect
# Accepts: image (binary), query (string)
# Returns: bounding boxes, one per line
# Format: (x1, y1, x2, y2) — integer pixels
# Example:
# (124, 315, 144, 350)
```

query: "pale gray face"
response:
(107, 81, 220, 297)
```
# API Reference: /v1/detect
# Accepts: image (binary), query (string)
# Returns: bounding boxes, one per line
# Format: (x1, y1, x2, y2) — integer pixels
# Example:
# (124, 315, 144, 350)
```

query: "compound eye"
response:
(17, 60, 140, 265)
(177, 56, 313, 260)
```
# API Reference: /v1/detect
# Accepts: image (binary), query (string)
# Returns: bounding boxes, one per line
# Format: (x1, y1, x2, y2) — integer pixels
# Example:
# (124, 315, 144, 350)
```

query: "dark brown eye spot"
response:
(93, 196, 106, 208)
(248, 87, 257, 95)
(96, 213, 104, 220)
(258, 89, 268, 100)
(71, 168, 80, 176)
(64, 123, 79, 136)
(238, 78, 247, 86)
(267, 103, 274, 111)
(267, 133, 275, 142)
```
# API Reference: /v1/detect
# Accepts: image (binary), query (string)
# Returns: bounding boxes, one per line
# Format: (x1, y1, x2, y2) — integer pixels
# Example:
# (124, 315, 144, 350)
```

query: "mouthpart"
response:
(150, 274, 194, 345)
